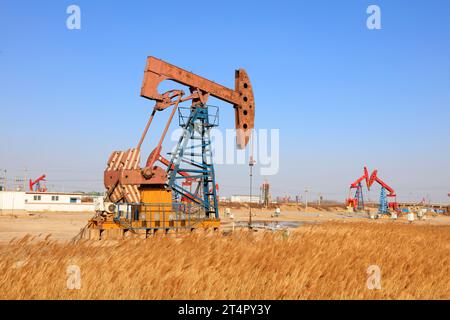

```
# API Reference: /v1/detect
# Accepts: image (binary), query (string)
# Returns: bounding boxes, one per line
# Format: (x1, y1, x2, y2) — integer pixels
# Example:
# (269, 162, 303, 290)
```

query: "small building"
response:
(0, 191, 25, 210)
(230, 195, 260, 204)
(0, 191, 102, 212)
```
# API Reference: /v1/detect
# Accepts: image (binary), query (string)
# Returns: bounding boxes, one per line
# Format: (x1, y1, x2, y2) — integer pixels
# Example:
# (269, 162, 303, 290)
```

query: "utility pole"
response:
(249, 155, 255, 228)
(0, 169, 7, 191)
(0, 169, 4, 215)
(248, 131, 255, 229)
(14, 176, 25, 191)
(23, 168, 28, 191)
(305, 187, 309, 210)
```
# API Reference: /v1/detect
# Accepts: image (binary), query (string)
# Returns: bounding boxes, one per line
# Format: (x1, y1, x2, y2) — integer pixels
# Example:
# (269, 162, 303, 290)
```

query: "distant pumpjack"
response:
(346, 167, 369, 211)
(367, 169, 398, 214)
(346, 167, 398, 214)
(29, 174, 47, 192)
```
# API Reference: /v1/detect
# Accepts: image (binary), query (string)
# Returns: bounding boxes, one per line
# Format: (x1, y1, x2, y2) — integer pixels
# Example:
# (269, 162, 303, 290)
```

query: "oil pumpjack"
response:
(346, 167, 398, 214)
(85, 57, 255, 239)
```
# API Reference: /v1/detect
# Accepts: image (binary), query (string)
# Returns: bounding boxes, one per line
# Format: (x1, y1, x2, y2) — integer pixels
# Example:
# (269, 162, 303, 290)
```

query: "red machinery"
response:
(367, 170, 398, 211)
(29, 174, 47, 192)
(346, 167, 369, 210)
(346, 167, 398, 213)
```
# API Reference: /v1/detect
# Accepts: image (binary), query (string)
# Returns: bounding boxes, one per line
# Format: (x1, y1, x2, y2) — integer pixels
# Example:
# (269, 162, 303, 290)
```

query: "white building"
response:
(0, 191, 102, 212)
(230, 195, 260, 204)
(0, 191, 25, 210)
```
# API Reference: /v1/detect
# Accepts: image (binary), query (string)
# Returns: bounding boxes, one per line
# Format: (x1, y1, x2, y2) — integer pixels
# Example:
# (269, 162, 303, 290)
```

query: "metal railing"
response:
(178, 105, 219, 128)
(114, 201, 209, 230)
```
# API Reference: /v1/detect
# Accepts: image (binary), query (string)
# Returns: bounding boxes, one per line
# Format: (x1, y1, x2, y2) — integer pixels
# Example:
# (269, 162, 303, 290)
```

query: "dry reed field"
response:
(0, 222, 449, 300)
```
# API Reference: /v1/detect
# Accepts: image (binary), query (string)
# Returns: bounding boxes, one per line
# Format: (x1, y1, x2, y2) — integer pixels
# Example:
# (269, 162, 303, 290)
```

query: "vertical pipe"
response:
(248, 128, 255, 228)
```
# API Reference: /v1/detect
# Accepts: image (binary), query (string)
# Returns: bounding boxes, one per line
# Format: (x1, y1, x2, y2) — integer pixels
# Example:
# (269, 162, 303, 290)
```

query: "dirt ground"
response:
(0, 205, 449, 243)
(0, 211, 92, 243)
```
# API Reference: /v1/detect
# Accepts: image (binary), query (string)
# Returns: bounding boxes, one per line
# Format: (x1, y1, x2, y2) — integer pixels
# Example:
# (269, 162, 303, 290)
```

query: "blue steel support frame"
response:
(354, 182, 364, 211)
(378, 187, 388, 214)
(167, 104, 219, 218)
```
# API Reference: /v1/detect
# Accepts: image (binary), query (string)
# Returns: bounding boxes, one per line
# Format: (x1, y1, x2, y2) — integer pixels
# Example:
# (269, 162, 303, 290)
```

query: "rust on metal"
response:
(104, 56, 255, 203)
(141, 56, 255, 148)
(104, 148, 166, 203)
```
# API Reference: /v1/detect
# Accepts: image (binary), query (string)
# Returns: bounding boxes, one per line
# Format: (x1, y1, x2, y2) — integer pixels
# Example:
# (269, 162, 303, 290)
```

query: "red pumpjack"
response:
(29, 174, 47, 192)
(346, 167, 398, 212)
(367, 169, 399, 211)
(346, 167, 370, 210)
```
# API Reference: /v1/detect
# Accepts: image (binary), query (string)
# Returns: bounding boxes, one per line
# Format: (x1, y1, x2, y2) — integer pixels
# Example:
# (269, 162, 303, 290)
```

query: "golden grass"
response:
(0, 222, 449, 300)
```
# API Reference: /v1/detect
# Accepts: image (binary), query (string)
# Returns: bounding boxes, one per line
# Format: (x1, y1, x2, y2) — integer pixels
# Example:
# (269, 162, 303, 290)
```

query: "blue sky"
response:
(1, 0, 449, 203)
